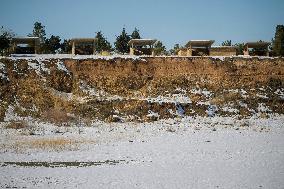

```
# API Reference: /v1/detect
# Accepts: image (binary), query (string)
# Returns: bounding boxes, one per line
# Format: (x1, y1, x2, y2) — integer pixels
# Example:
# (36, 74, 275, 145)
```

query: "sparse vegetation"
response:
(114, 28, 131, 54)
(41, 108, 74, 126)
(272, 25, 284, 57)
(153, 41, 166, 55)
(6, 120, 28, 129)
(14, 137, 92, 151)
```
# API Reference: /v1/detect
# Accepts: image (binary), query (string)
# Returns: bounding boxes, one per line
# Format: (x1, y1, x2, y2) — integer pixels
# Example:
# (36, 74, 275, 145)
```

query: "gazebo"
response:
(243, 42, 270, 56)
(11, 37, 40, 54)
(70, 38, 98, 55)
(128, 39, 157, 56)
(185, 40, 215, 56)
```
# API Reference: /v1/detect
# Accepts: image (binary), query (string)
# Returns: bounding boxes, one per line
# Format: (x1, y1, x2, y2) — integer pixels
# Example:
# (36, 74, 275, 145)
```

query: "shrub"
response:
(6, 120, 28, 129)
(41, 108, 74, 126)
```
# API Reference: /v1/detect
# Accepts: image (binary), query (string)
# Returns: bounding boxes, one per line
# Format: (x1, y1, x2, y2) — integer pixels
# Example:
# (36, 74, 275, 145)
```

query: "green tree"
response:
(153, 41, 166, 55)
(114, 28, 131, 54)
(0, 34, 9, 56)
(95, 31, 112, 52)
(234, 43, 244, 55)
(169, 44, 181, 55)
(29, 22, 46, 43)
(222, 40, 232, 46)
(272, 25, 284, 56)
(131, 27, 141, 39)
(0, 26, 14, 56)
(60, 39, 72, 53)
(44, 35, 61, 53)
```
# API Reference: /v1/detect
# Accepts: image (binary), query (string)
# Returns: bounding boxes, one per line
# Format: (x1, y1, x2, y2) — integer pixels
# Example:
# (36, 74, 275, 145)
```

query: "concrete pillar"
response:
(130, 47, 134, 55)
(72, 41, 75, 55)
(243, 45, 249, 55)
(12, 42, 16, 53)
(93, 40, 96, 55)
(187, 49, 193, 56)
(151, 49, 155, 56)
(207, 47, 210, 56)
(34, 40, 38, 54)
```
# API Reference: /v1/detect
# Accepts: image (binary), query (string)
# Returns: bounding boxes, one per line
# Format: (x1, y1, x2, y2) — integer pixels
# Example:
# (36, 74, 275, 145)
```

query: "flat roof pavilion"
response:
(11, 37, 40, 54)
(244, 41, 271, 48)
(70, 38, 98, 55)
(128, 39, 157, 47)
(12, 37, 40, 44)
(185, 40, 215, 48)
(244, 41, 270, 56)
(70, 38, 98, 43)
(183, 40, 215, 56)
(128, 39, 157, 56)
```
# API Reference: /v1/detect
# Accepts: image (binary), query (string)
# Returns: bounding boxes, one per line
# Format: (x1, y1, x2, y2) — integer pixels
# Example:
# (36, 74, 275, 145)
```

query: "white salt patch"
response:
(222, 103, 239, 113)
(256, 93, 268, 99)
(56, 60, 70, 74)
(0, 62, 5, 70)
(190, 88, 212, 98)
(240, 89, 248, 98)
(28, 59, 50, 75)
(274, 89, 284, 99)
(0, 62, 9, 81)
(146, 94, 192, 104)
(257, 103, 272, 113)
(146, 110, 159, 118)
(9, 54, 146, 61)
(211, 56, 225, 61)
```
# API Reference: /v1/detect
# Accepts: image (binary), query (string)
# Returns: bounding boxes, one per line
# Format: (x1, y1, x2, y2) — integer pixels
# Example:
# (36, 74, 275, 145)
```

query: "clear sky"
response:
(1, 0, 283, 49)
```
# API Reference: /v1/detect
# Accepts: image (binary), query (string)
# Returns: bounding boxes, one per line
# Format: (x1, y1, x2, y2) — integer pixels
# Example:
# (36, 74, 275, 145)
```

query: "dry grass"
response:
(41, 108, 74, 126)
(5, 121, 28, 129)
(14, 137, 94, 151)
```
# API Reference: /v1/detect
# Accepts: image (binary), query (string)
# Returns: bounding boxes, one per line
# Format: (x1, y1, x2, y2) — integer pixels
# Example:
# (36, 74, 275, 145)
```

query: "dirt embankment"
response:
(1, 56, 284, 122)
(64, 57, 284, 95)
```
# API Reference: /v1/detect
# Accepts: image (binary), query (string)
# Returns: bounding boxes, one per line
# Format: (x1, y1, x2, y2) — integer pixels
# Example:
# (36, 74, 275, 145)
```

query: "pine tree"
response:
(234, 43, 244, 55)
(0, 34, 9, 56)
(114, 28, 131, 54)
(153, 41, 166, 55)
(44, 35, 61, 53)
(95, 31, 112, 52)
(29, 22, 46, 43)
(222, 40, 232, 46)
(60, 39, 72, 53)
(131, 28, 141, 39)
(169, 44, 180, 55)
(272, 25, 284, 56)
(0, 26, 14, 55)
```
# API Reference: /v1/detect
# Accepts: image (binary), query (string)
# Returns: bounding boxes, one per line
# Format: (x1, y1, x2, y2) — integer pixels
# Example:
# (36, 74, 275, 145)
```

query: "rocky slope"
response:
(1, 56, 283, 123)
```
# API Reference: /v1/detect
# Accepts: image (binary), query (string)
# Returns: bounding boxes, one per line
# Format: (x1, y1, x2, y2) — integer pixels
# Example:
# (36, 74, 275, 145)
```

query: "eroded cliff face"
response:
(1, 56, 284, 123)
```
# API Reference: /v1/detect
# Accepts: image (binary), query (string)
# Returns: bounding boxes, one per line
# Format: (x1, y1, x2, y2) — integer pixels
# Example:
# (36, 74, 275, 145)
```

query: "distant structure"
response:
(177, 47, 188, 56)
(243, 42, 270, 56)
(185, 40, 215, 56)
(11, 37, 40, 54)
(70, 38, 98, 55)
(210, 46, 237, 56)
(128, 39, 157, 56)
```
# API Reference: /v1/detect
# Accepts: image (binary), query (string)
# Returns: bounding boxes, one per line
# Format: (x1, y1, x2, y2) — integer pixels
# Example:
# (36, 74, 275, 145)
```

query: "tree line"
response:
(1, 22, 284, 56)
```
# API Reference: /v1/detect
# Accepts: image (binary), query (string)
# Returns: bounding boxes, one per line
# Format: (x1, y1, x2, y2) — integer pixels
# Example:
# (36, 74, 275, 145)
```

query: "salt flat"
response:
(1, 115, 284, 188)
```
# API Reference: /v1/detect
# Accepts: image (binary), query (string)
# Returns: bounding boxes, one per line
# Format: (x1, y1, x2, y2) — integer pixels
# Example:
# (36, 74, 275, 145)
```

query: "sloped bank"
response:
(0, 56, 283, 122)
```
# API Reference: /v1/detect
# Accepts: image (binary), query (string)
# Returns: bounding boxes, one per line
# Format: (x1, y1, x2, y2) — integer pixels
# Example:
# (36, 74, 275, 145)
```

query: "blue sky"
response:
(1, 0, 283, 49)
